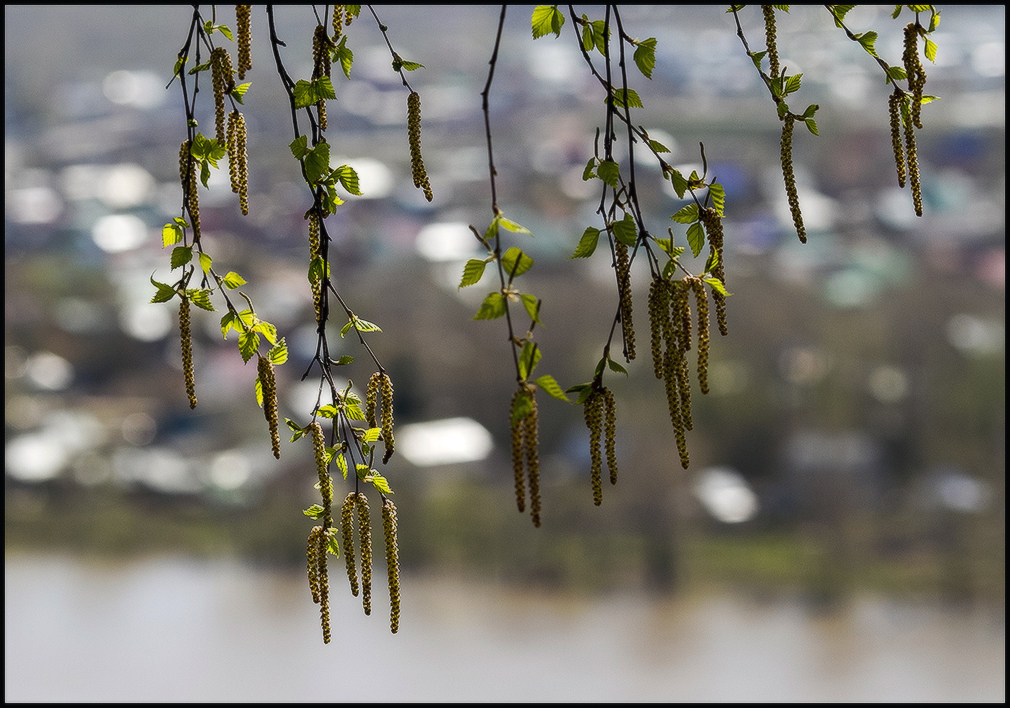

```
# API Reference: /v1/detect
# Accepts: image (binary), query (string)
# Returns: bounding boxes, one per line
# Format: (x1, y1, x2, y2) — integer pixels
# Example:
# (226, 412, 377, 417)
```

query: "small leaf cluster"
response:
(289, 136, 363, 214)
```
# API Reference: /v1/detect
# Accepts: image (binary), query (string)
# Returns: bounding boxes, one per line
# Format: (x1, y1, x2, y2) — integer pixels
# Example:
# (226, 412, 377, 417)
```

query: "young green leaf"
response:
(171, 246, 193, 270)
(648, 139, 671, 154)
(473, 292, 507, 320)
(238, 330, 260, 363)
(571, 227, 601, 259)
(609, 88, 643, 109)
(253, 320, 278, 346)
(612, 213, 638, 247)
(315, 76, 336, 100)
(303, 142, 331, 185)
(597, 160, 620, 189)
(459, 259, 488, 288)
(340, 316, 382, 337)
(187, 288, 214, 312)
(607, 357, 629, 376)
(704, 276, 730, 297)
(668, 168, 688, 199)
(784, 73, 803, 95)
(332, 165, 362, 195)
(686, 222, 706, 258)
(520, 294, 543, 326)
(289, 135, 309, 159)
(370, 474, 393, 494)
(671, 203, 700, 224)
(268, 339, 288, 366)
(231, 82, 251, 104)
(360, 427, 382, 443)
(303, 504, 326, 519)
(501, 247, 534, 279)
(162, 223, 184, 247)
(335, 452, 348, 480)
(633, 37, 657, 79)
(499, 217, 532, 235)
(286, 417, 305, 442)
(333, 36, 354, 79)
(709, 183, 726, 217)
(198, 252, 213, 274)
(293, 79, 316, 109)
(518, 341, 542, 381)
(531, 5, 565, 39)
(535, 374, 569, 402)
(220, 311, 239, 339)
(222, 271, 246, 289)
(150, 277, 177, 304)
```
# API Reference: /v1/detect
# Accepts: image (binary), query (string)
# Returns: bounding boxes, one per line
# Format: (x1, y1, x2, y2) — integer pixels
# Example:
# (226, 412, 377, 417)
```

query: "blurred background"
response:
(5, 4, 1004, 702)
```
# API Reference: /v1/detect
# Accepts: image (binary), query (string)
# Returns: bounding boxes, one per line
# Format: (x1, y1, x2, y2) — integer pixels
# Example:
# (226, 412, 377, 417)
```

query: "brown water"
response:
(4, 553, 1004, 702)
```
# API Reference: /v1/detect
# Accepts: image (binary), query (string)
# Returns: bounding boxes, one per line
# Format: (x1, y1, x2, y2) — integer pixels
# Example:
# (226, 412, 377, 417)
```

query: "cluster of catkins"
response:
(510, 386, 542, 528)
(366, 372, 396, 464)
(306, 425, 402, 640)
(762, 6, 806, 244)
(583, 386, 619, 506)
(648, 273, 714, 469)
(892, 23, 927, 217)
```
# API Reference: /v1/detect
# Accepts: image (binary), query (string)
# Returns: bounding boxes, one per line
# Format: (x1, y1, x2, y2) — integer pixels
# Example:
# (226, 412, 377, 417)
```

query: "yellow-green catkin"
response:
(676, 342, 693, 433)
(901, 24, 925, 218)
(602, 386, 619, 486)
(366, 371, 380, 428)
(888, 90, 907, 188)
(341, 492, 359, 597)
(366, 371, 395, 463)
(355, 493, 372, 616)
(381, 498, 401, 634)
(524, 390, 542, 528)
(699, 208, 727, 336)
(615, 241, 636, 361)
(510, 388, 527, 513)
(903, 24, 926, 130)
(380, 373, 395, 464)
(584, 389, 604, 506)
(780, 116, 806, 244)
(227, 110, 249, 215)
(257, 355, 280, 459)
(308, 213, 323, 324)
(648, 277, 671, 380)
(312, 24, 331, 131)
(210, 47, 234, 145)
(310, 422, 332, 517)
(307, 525, 331, 644)
(762, 5, 780, 79)
(664, 348, 690, 469)
(332, 5, 344, 39)
(179, 297, 197, 409)
(674, 279, 692, 353)
(179, 141, 201, 239)
(407, 92, 433, 202)
(307, 525, 322, 604)
(236, 5, 252, 80)
(691, 278, 711, 395)
(904, 110, 923, 217)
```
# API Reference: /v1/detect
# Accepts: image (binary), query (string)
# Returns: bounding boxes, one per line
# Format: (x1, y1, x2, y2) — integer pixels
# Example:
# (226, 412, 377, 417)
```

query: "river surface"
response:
(4, 553, 1004, 702)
